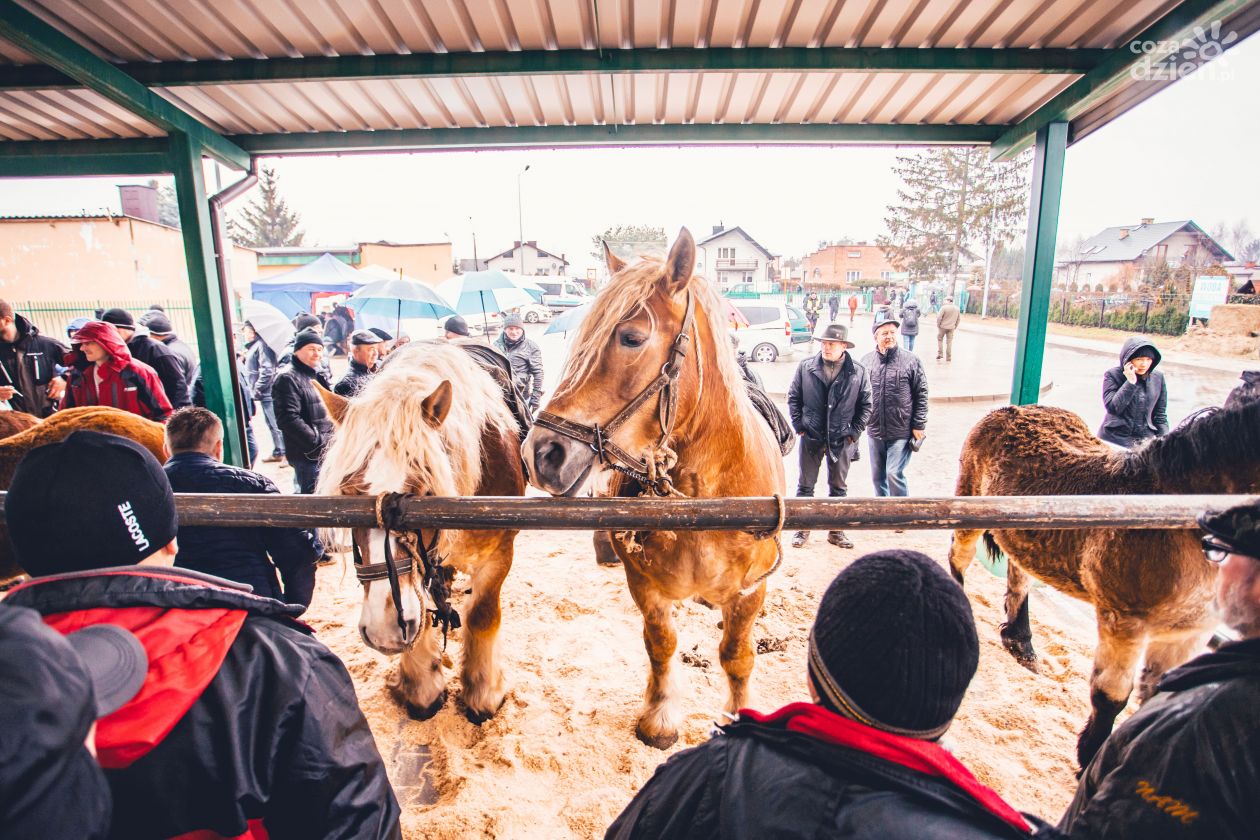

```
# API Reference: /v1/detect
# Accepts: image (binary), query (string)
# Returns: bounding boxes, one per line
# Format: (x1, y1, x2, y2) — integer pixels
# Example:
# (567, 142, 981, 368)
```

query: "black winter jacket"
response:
(164, 452, 319, 607)
(900, 301, 922, 336)
(0, 313, 68, 417)
(271, 359, 334, 464)
(494, 332, 544, 410)
(1061, 637, 1260, 839)
(245, 339, 278, 399)
(334, 360, 375, 398)
(127, 335, 191, 408)
(788, 352, 871, 460)
(4, 567, 401, 840)
(607, 704, 1036, 840)
(860, 345, 928, 441)
(1098, 337, 1168, 447)
(158, 334, 199, 402)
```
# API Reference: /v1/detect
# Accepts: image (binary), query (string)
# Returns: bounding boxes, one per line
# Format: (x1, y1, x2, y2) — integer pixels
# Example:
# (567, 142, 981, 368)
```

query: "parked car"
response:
(536, 278, 593, 309)
(730, 301, 812, 362)
(504, 302, 553, 323)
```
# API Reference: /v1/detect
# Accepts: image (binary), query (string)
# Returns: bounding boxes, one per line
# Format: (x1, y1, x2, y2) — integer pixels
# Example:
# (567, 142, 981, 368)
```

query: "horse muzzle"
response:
(523, 426, 596, 497)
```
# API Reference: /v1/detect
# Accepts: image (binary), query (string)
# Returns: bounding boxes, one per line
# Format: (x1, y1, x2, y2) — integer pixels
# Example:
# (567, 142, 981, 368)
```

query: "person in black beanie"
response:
(2, 431, 401, 839)
(607, 550, 1043, 840)
(272, 329, 334, 494)
(100, 307, 191, 408)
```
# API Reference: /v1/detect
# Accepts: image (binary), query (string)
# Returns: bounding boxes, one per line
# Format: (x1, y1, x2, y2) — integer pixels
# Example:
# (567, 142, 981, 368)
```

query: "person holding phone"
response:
(0, 300, 68, 417)
(1098, 338, 1168, 449)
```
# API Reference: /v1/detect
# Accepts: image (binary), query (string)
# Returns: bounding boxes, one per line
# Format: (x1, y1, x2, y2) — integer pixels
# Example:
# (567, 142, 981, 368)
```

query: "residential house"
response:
(695, 225, 776, 291)
(1057, 219, 1233, 292)
(802, 243, 899, 288)
(484, 240, 569, 275)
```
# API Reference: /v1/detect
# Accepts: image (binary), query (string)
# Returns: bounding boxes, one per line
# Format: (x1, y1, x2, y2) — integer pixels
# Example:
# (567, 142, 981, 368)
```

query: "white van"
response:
(731, 301, 813, 362)
(536, 279, 592, 309)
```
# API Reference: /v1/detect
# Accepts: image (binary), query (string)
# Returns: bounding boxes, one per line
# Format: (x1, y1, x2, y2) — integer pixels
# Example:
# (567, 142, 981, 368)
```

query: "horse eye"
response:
(620, 332, 646, 348)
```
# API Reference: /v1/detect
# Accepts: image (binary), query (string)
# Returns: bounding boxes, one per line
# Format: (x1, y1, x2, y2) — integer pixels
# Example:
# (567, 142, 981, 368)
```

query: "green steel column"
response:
(1010, 121, 1068, 405)
(170, 132, 245, 464)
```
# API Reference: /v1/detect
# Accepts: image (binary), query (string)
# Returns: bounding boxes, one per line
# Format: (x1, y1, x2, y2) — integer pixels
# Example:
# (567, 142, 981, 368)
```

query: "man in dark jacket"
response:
(3, 430, 400, 839)
(861, 313, 927, 497)
(144, 313, 199, 400)
(287, 313, 334, 381)
(272, 330, 334, 494)
(787, 322, 871, 549)
(100, 308, 190, 408)
(334, 329, 383, 398)
(899, 299, 921, 351)
(607, 550, 1037, 840)
(1097, 337, 1168, 448)
(163, 407, 319, 608)
(494, 313, 544, 412)
(0, 300, 68, 416)
(243, 322, 285, 463)
(1061, 500, 1260, 839)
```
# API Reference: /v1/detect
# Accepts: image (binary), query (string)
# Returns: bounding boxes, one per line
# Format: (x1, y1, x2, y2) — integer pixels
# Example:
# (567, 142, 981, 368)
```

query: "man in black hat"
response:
(287, 313, 333, 380)
(0, 602, 148, 839)
(100, 307, 191, 408)
(443, 315, 470, 341)
(2, 431, 400, 839)
(494, 312, 544, 412)
(272, 330, 335, 494)
(607, 550, 1037, 839)
(143, 312, 199, 404)
(787, 322, 871, 549)
(1060, 501, 1260, 839)
(862, 312, 927, 497)
(334, 329, 384, 398)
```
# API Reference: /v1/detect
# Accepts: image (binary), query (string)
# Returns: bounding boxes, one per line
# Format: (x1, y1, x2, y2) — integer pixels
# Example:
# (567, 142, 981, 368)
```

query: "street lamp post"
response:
(517, 164, 530, 275)
(469, 215, 478, 269)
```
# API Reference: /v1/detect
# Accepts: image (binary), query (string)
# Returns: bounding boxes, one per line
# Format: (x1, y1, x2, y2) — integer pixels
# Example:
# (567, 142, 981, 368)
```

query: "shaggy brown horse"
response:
(316, 343, 526, 722)
(0, 407, 167, 582)
(948, 401, 1260, 769)
(0, 411, 40, 440)
(524, 229, 785, 748)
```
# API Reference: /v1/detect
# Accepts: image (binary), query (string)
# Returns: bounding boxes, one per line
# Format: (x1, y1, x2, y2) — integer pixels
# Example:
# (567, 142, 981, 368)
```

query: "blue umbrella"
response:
(437, 270, 536, 335)
(544, 301, 593, 335)
(345, 277, 456, 336)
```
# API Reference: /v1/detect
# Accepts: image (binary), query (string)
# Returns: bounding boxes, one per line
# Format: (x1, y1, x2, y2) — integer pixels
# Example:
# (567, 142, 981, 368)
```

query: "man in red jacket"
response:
(3, 431, 401, 839)
(62, 320, 172, 422)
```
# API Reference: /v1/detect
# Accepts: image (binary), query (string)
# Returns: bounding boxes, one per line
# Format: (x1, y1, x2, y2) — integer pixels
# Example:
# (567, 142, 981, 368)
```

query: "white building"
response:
(484, 240, 570, 275)
(695, 225, 776, 291)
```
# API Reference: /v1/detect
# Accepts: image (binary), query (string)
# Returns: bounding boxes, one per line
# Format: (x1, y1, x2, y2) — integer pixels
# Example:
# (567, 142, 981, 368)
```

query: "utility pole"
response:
(470, 215, 478, 270)
(517, 164, 530, 275)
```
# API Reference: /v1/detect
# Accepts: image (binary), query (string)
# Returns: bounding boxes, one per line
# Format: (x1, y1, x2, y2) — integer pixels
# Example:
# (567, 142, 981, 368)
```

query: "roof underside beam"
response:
(990, 0, 1260, 161)
(231, 123, 1004, 156)
(0, 137, 171, 176)
(0, 0, 249, 169)
(0, 47, 1106, 90)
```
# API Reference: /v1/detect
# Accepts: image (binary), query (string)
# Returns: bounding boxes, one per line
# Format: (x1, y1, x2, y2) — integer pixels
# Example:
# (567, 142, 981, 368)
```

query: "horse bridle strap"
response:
(534, 291, 696, 494)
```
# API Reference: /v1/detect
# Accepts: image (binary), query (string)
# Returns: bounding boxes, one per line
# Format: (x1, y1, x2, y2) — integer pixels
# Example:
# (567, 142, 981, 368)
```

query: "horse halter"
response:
(350, 492, 461, 647)
(534, 291, 696, 496)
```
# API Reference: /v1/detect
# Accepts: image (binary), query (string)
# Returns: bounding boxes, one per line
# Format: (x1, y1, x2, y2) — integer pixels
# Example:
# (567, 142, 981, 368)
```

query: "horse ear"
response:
(422, 380, 453, 427)
(316, 381, 350, 426)
(662, 227, 696, 297)
(602, 240, 627, 276)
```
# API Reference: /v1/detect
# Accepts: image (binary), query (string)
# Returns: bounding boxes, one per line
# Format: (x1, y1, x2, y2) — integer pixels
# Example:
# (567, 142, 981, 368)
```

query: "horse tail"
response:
(983, 531, 1001, 564)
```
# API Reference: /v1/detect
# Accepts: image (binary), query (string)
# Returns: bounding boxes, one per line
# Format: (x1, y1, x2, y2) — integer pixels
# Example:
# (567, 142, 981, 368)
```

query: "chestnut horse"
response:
(316, 343, 525, 721)
(948, 400, 1260, 769)
(524, 229, 785, 748)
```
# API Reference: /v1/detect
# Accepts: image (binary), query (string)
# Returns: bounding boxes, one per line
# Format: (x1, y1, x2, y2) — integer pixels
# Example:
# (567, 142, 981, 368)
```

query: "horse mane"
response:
(1128, 395, 1260, 492)
(316, 342, 518, 501)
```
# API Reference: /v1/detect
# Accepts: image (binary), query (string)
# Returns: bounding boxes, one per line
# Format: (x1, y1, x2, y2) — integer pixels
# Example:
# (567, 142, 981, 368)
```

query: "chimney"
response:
(1140, 217, 1154, 225)
(712, 225, 723, 235)
(1118, 229, 1130, 240)
(118, 184, 159, 223)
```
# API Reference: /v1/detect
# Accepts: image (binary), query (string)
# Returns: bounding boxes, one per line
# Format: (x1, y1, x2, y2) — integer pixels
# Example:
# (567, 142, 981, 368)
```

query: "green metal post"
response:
(169, 132, 245, 465)
(1010, 121, 1068, 406)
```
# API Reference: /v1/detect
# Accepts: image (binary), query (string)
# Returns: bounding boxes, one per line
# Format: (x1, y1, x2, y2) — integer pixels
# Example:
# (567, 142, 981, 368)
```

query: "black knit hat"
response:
(808, 550, 979, 739)
(292, 329, 322, 352)
(5, 431, 178, 576)
(100, 308, 135, 330)
(293, 313, 321, 331)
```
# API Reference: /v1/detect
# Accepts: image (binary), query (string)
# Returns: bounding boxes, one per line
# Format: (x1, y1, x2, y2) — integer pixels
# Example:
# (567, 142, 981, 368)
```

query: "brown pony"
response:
(316, 343, 525, 721)
(524, 229, 785, 748)
(948, 401, 1260, 768)
(0, 407, 167, 582)
(0, 411, 40, 440)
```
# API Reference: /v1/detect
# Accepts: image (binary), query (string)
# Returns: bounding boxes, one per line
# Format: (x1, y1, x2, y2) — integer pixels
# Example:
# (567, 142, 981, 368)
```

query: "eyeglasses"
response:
(1201, 536, 1235, 563)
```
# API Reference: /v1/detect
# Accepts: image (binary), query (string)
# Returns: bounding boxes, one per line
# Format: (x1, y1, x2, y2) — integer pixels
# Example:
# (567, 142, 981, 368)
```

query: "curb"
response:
(767, 379, 1052, 404)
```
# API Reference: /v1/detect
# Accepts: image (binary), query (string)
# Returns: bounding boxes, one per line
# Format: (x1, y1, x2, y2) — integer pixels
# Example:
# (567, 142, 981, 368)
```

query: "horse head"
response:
(525, 228, 707, 496)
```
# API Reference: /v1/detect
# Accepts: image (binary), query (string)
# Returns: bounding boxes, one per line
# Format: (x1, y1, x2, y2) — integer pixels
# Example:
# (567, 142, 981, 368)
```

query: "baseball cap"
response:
(143, 313, 174, 334)
(100, 308, 135, 330)
(350, 329, 383, 346)
(5, 431, 178, 576)
(444, 315, 469, 337)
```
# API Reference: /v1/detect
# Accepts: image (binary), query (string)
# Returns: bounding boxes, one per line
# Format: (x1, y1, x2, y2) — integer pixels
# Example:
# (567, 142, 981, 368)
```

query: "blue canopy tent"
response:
(250, 253, 370, 317)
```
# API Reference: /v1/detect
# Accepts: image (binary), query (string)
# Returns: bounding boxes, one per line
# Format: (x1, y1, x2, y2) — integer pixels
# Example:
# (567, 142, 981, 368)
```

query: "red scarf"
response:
(740, 703, 1031, 834)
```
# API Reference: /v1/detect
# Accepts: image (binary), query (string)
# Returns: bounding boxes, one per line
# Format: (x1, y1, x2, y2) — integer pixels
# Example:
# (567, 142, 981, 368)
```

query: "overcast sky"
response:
(2, 35, 1256, 274)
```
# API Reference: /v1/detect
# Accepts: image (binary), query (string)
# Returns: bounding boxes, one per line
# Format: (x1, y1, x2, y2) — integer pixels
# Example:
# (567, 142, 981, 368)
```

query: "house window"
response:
(718, 247, 736, 259)
(848, 251, 862, 258)
(847, 270, 861, 282)
(880, 271, 892, 281)
(813, 267, 821, 277)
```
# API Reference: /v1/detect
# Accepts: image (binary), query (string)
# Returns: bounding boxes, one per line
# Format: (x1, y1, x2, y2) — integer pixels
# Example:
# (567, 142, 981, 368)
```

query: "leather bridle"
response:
(534, 291, 696, 497)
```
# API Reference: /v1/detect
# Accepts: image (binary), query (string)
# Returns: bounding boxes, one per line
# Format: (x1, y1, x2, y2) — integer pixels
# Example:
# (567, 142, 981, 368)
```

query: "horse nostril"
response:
(541, 440, 567, 471)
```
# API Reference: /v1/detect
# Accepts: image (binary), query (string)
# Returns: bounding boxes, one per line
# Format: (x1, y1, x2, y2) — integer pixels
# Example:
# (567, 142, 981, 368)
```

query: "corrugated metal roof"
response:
(1075, 220, 1236, 262)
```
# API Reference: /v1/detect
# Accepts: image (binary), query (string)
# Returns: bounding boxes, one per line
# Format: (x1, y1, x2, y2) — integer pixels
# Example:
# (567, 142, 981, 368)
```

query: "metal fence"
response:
(15, 299, 199, 350)
(964, 292, 1192, 336)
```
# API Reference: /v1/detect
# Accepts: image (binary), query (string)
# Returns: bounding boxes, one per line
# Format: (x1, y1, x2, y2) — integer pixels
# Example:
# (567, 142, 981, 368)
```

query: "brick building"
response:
(802, 243, 899, 287)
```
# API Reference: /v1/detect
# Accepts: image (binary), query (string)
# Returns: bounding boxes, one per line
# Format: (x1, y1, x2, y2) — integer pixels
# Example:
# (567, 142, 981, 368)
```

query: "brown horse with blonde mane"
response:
(316, 343, 525, 722)
(524, 229, 785, 749)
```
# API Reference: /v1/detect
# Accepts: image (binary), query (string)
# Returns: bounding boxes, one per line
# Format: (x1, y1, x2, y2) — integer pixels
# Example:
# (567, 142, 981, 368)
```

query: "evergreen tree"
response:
(878, 148, 1029, 282)
(226, 165, 305, 247)
(591, 224, 667, 262)
(147, 178, 181, 228)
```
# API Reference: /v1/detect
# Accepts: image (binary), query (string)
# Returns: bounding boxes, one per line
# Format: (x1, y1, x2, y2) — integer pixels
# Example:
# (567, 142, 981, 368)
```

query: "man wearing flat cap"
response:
(443, 315, 470, 341)
(334, 329, 383, 398)
(1061, 501, 1260, 839)
(787, 322, 871, 550)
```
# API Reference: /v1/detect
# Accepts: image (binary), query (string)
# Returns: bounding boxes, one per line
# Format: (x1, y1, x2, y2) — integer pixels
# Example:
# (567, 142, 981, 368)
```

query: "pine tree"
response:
(147, 178, 181, 228)
(591, 224, 667, 262)
(226, 165, 305, 248)
(878, 148, 1029, 282)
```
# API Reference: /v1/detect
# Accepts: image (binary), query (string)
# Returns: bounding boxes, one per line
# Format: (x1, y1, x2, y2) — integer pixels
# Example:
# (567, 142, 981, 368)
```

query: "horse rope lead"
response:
(350, 491, 461, 650)
(532, 291, 784, 588)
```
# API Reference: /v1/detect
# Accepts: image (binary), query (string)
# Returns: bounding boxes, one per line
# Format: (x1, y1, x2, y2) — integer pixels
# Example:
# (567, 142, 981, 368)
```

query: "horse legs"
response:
(719, 583, 767, 714)
(948, 528, 983, 585)
(625, 566, 681, 750)
(460, 535, 514, 723)
(397, 616, 447, 720)
(1000, 563, 1038, 671)
(1077, 612, 1144, 771)
(1138, 629, 1211, 703)
(593, 530, 621, 566)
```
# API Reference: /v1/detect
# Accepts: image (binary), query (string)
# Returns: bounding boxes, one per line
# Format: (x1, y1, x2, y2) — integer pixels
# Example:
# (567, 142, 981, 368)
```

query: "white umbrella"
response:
(437, 270, 535, 335)
(241, 299, 296, 355)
